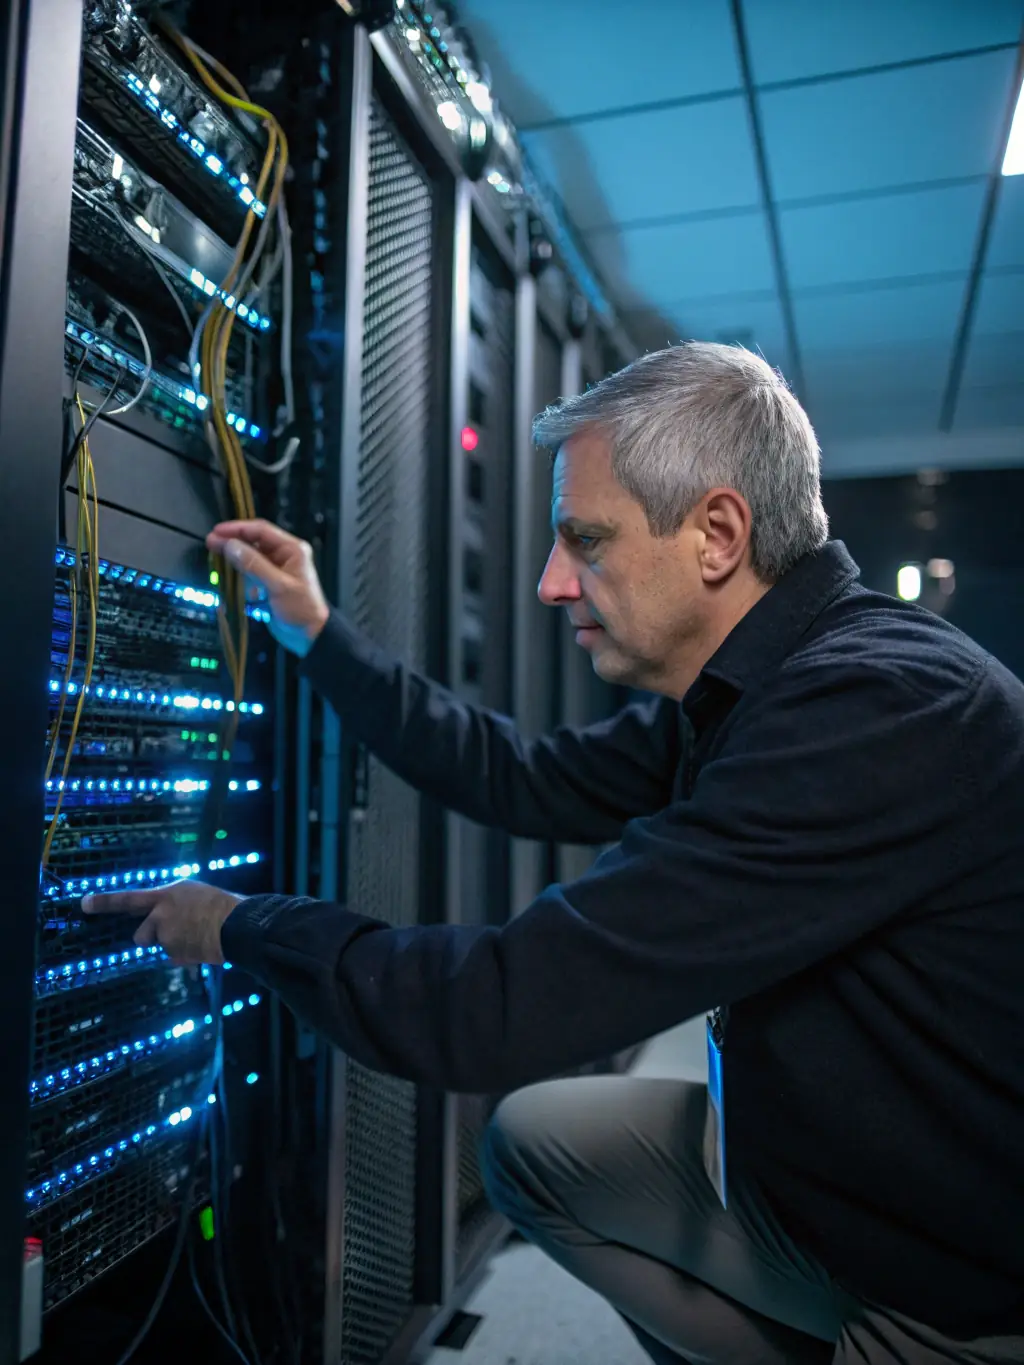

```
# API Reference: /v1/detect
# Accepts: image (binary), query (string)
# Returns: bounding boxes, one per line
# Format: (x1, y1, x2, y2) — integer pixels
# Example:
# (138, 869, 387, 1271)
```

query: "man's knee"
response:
(479, 1083, 560, 1230)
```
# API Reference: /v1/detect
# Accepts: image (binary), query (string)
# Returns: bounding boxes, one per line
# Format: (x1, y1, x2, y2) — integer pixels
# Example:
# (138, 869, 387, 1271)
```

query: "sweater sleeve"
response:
(222, 659, 968, 1094)
(300, 609, 682, 844)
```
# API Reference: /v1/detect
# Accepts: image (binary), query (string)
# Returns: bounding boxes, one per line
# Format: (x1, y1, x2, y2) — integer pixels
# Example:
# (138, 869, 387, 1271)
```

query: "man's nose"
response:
(537, 543, 581, 607)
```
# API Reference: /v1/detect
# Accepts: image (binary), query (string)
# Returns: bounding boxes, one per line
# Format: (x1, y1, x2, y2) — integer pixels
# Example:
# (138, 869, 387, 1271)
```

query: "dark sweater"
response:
(222, 542, 1024, 1335)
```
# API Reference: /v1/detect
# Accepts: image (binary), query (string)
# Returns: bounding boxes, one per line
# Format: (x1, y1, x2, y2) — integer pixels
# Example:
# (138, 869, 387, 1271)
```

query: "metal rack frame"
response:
(0, 3, 83, 1358)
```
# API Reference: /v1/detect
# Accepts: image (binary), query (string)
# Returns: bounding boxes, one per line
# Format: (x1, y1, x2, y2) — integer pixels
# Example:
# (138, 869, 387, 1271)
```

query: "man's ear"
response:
(696, 489, 753, 584)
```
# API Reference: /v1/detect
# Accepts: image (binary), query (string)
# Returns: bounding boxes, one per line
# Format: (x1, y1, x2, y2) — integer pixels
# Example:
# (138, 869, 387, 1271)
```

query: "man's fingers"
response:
(82, 890, 161, 916)
(133, 914, 162, 949)
(210, 537, 292, 593)
(208, 519, 299, 555)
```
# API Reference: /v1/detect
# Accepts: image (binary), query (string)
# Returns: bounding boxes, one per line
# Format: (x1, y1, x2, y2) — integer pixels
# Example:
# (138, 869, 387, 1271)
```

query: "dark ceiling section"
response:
(824, 467, 1024, 676)
(457, 0, 1024, 476)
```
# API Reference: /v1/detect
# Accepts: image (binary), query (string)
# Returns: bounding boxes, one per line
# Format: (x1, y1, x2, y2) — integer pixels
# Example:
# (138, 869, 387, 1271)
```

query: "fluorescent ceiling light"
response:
(1002, 73, 1024, 175)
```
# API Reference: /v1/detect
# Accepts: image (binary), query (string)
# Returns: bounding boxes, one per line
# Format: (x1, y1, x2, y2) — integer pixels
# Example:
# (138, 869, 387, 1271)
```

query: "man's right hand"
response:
(207, 519, 330, 658)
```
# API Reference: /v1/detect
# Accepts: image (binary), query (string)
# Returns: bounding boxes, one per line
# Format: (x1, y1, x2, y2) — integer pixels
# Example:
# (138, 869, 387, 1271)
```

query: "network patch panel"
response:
(31, 1136, 199, 1311)
(81, 1, 268, 236)
(26, 1053, 211, 1311)
(34, 537, 272, 1306)
(71, 122, 274, 338)
(54, 547, 271, 623)
(64, 305, 265, 446)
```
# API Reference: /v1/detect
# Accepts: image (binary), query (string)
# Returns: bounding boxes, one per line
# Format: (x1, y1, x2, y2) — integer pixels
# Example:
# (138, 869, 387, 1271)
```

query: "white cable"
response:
(101, 301, 152, 416)
(75, 186, 196, 344)
(276, 197, 295, 429)
(244, 435, 299, 477)
(135, 238, 196, 343)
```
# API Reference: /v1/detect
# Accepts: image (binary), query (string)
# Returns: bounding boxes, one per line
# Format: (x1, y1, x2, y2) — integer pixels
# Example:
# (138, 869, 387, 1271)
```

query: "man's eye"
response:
(576, 535, 597, 549)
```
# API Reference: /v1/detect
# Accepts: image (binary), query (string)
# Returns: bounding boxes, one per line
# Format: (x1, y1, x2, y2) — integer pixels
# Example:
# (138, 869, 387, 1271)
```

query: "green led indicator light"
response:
(199, 1206, 215, 1242)
(210, 570, 220, 586)
(208, 733, 217, 743)
(216, 829, 227, 840)
(181, 729, 190, 740)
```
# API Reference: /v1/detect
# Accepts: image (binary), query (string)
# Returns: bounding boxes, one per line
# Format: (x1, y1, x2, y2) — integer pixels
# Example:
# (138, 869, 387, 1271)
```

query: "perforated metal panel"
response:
(338, 97, 433, 1365)
(454, 249, 516, 1276)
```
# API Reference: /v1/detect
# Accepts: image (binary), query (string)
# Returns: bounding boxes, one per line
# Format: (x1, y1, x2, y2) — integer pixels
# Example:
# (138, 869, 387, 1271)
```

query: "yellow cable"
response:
(161, 24, 291, 737)
(45, 564, 77, 785)
(43, 398, 100, 869)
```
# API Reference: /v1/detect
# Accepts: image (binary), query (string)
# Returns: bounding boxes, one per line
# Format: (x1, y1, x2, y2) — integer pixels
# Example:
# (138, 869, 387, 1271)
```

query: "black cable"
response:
(200, 966, 264, 1365)
(112, 1094, 209, 1365)
(203, 968, 242, 1348)
(68, 343, 90, 397)
(40, 866, 70, 894)
(187, 1233, 254, 1365)
(60, 364, 126, 487)
(263, 1147, 303, 1365)
(59, 347, 91, 543)
(209, 1075, 241, 1344)
(213, 1048, 265, 1365)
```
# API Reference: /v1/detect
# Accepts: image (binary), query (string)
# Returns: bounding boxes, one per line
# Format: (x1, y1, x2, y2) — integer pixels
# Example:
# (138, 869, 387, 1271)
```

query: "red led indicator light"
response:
(461, 426, 479, 452)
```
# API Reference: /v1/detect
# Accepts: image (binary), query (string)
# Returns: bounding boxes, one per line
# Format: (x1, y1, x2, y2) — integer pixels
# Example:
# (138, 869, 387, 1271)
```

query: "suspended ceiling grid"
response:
(455, 0, 1024, 477)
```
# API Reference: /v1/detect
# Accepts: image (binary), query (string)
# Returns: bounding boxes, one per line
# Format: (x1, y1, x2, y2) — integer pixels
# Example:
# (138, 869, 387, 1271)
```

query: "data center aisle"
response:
(428, 1240, 649, 1365)
(426, 1019, 707, 1365)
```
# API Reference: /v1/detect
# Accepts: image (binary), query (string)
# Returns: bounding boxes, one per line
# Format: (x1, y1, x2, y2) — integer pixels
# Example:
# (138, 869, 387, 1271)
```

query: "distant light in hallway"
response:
(897, 565, 922, 602)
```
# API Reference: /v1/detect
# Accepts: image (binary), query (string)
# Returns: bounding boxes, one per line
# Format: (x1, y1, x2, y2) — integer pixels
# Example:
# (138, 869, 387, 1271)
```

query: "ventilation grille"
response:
(338, 96, 433, 1365)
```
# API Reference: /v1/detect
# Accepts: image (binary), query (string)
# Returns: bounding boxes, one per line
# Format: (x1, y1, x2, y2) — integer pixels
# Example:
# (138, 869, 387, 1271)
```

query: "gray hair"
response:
(532, 342, 828, 581)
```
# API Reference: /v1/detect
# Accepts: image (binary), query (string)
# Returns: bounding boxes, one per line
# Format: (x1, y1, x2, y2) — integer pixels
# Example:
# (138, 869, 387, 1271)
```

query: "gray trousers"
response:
(479, 1076, 1024, 1365)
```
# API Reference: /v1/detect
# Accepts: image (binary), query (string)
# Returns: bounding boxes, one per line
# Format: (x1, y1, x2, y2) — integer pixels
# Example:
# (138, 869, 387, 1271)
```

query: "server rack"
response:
(320, 41, 451, 1365)
(438, 187, 519, 1305)
(1, 3, 291, 1361)
(2, 4, 636, 1364)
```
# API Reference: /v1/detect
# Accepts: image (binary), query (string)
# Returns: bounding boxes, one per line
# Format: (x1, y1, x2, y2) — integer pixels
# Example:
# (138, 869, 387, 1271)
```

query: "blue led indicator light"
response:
(122, 72, 266, 219)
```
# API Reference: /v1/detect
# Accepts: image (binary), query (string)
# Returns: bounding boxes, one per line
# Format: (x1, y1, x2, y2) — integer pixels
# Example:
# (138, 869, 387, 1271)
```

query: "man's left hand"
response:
(82, 880, 243, 965)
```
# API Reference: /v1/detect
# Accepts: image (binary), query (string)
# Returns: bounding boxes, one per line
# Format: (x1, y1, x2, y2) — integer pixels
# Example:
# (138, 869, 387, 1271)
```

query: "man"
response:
(85, 344, 1024, 1364)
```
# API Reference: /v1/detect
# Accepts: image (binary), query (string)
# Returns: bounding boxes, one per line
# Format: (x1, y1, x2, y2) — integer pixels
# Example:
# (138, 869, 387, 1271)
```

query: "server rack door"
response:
(556, 348, 622, 885)
(509, 311, 565, 912)
(442, 212, 517, 1298)
(321, 82, 444, 1365)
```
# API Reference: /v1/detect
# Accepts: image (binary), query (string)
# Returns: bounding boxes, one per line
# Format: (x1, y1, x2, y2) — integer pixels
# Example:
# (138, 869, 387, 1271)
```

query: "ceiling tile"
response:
(797, 279, 962, 442)
(811, 390, 945, 447)
(761, 49, 1016, 201)
(454, 0, 740, 128)
(662, 295, 790, 370)
(954, 383, 1024, 432)
(959, 326, 1024, 398)
(523, 96, 758, 231)
(794, 277, 966, 351)
(744, 0, 1024, 85)
(803, 341, 950, 402)
(970, 269, 1024, 339)
(780, 181, 985, 288)
(587, 214, 776, 310)
(987, 175, 1024, 269)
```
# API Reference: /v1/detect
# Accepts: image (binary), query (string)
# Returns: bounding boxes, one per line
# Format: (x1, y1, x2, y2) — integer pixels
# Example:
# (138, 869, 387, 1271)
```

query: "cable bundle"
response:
(43, 393, 102, 869)
(157, 22, 292, 843)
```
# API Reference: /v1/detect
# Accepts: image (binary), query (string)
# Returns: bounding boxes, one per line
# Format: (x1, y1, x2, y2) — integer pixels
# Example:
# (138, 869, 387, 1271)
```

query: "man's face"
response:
(538, 430, 705, 693)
